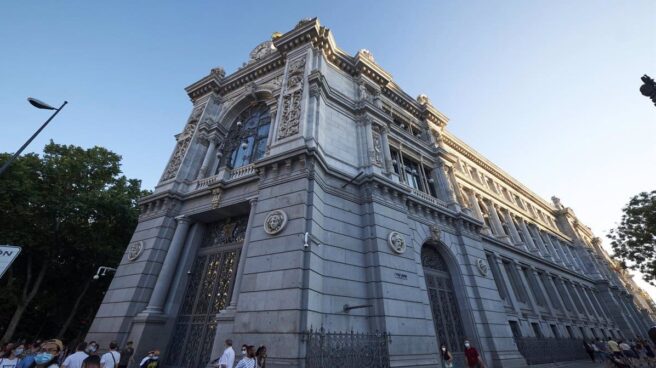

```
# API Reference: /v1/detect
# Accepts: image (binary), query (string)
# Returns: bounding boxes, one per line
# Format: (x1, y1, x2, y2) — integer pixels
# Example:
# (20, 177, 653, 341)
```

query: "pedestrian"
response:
(32, 339, 63, 368)
(17, 342, 41, 368)
(239, 346, 247, 361)
(440, 343, 453, 368)
(0, 347, 19, 368)
(254, 346, 266, 368)
(619, 340, 636, 366)
(214, 340, 235, 368)
(608, 337, 622, 360)
(583, 340, 595, 362)
(234, 346, 255, 368)
(99, 342, 120, 368)
(138, 351, 159, 368)
(463, 340, 485, 368)
(61, 343, 88, 368)
(84, 344, 98, 358)
(117, 342, 133, 368)
(594, 338, 608, 363)
(81, 355, 100, 368)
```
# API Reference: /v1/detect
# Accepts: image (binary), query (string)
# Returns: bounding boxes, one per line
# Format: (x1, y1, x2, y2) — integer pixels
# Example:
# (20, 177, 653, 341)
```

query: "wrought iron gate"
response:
(515, 337, 588, 364)
(165, 216, 247, 368)
(303, 326, 391, 368)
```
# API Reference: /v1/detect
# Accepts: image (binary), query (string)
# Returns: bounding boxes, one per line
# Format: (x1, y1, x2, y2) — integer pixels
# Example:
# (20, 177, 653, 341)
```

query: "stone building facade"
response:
(86, 19, 655, 368)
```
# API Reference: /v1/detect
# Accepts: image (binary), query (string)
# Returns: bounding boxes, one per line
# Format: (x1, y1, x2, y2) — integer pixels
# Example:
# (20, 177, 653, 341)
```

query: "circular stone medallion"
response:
(477, 258, 489, 276)
(264, 209, 288, 235)
(387, 231, 407, 254)
(127, 241, 144, 262)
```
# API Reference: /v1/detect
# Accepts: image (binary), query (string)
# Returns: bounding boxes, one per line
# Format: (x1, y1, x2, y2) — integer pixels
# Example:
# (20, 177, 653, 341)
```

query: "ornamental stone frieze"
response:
(277, 56, 306, 140)
(161, 104, 205, 181)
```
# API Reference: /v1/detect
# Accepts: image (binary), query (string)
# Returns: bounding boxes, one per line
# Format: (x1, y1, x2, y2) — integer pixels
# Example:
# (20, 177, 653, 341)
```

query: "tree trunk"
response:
(1, 258, 48, 344)
(57, 277, 92, 338)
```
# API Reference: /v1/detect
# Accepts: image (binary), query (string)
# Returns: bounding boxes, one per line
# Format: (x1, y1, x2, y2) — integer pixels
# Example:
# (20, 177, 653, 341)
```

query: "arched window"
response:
(221, 103, 271, 169)
(422, 245, 466, 352)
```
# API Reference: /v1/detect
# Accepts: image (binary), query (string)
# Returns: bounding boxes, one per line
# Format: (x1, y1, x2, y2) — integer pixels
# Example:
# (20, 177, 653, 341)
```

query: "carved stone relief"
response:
(127, 241, 144, 262)
(372, 129, 382, 166)
(277, 57, 306, 140)
(162, 105, 204, 181)
(388, 231, 407, 254)
(430, 225, 441, 242)
(477, 258, 489, 276)
(264, 210, 288, 235)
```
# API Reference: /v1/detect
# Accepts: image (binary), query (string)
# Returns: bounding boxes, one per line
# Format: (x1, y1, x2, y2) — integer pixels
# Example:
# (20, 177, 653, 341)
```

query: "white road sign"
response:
(0, 245, 21, 279)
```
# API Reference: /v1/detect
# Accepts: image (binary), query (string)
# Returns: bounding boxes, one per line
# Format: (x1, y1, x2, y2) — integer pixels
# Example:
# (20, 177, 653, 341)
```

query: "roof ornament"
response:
(210, 67, 225, 80)
(295, 18, 314, 29)
(357, 49, 375, 63)
(249, 40, 277, 62)
(417, 94, 431, 106)
(551, 196, 564, 210)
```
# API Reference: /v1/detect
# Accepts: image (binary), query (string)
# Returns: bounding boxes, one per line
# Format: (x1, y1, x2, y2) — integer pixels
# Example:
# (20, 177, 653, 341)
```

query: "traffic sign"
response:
(0, 245, 21, 279)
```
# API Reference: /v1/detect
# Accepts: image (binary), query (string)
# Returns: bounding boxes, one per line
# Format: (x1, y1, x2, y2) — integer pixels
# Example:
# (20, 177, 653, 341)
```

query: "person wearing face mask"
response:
(440, 343, 453, 368)
(234, 346, 255, 368)
(463, 340, 484, 368)
(31, 339, 63, 368)
(84, 343, 98, 358)
(16, 342, 41, 368)
(138, 350, 159, 368)
(0, 346, 19, 368)
(61, 343, 88, 368)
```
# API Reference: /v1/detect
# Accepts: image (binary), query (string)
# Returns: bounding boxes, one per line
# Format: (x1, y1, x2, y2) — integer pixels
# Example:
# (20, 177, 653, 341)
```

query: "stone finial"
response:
(295, 18, 314, 29)
(357, 49, 375, 63)
(271, 32, 283, 40)
(211, 67, 225, 79)
(417, 94, 431, 106)
(551, 196, 564, 209)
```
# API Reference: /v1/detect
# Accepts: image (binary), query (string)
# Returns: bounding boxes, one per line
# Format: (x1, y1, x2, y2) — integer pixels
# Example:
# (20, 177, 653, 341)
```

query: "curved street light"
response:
(0, 97, 68, 176)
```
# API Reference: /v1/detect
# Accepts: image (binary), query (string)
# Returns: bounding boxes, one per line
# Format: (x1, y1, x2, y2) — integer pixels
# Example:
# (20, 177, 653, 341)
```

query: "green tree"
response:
(0, 141, 149, 343)
(608, 190, 656, 285)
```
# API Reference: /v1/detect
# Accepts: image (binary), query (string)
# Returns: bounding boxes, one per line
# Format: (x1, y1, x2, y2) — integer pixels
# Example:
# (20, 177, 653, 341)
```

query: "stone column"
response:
(380, 126, 393, 174)
(363, 117, 375, 167)
(518, 219, 538, 252)
(502, 210, 522, 245)
(431, 159, 460, 210)
(143, 216, 192, 314)
(227, 198, 258, 309)
(197, 135, 219, 179)
(487, 202, 511, 242)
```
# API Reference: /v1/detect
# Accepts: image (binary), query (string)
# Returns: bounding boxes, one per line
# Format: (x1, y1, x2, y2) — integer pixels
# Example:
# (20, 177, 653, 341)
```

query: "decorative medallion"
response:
(249, 40, 277, 62)
(388, 231, 407, 254)
(430, 225, 441, 242)
(127, 241, 144, 262)
(477, 258, 489, 276)
(264, 210, 288, 235)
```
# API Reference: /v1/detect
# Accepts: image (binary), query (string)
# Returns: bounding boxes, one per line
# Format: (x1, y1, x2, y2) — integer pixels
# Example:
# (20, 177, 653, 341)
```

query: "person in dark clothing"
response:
(440, 344, 453, 368)
(463, 340, 484, 368)
(583, 340, 595, 362)
(117, 342, 133, 368)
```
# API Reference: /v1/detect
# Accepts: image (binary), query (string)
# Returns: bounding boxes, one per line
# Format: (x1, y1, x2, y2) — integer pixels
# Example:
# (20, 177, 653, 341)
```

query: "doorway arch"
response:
(421, 244, 467, 354)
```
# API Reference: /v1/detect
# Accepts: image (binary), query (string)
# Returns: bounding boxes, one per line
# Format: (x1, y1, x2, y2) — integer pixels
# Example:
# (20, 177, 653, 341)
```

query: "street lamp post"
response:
(0, 98, 68, 177)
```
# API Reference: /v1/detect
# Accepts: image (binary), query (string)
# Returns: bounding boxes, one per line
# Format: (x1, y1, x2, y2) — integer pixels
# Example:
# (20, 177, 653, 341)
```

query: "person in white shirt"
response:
(0, 349, 19, 368)
(99, 342, 120, 368)
(215, 339, 235, 368)
(61, 342, 89, 368)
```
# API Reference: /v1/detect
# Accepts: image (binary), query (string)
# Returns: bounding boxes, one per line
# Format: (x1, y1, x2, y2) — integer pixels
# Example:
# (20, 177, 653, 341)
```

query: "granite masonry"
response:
(86, 18, 656, 368)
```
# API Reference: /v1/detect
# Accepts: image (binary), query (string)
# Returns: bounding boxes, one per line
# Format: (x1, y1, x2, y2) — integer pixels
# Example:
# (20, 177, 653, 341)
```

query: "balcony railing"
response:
(228, 163, 255, 181)
(410, 187, 446, 207)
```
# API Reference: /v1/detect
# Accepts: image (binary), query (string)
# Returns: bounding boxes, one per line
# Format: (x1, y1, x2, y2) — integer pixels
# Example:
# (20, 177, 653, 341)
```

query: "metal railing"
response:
(303, 326, 391, 368)
(515, 337, 589, 365)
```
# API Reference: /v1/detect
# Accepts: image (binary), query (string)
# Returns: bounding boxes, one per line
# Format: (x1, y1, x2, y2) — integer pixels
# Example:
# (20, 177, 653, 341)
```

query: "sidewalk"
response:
(529, 360, 603, 368)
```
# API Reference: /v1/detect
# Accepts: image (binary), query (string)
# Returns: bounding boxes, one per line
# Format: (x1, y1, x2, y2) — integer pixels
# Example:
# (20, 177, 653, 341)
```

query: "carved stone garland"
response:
(277, 57, 306, 140)
(162, 105, 204, 181)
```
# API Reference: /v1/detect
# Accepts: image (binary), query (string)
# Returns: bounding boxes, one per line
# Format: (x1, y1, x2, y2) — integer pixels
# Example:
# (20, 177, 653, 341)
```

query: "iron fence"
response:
(515, 337, 589, 364)
(303, 326, 392, 368)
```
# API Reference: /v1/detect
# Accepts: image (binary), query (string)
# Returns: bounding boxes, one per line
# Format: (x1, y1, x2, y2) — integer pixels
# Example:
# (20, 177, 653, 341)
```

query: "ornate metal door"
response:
(166, 216, 248, 368)
(422, 246, 466, 361)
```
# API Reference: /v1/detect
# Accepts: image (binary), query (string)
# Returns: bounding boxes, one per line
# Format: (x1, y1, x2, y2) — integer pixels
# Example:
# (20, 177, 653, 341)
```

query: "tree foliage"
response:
(609, 190, 656, 285)
(0, 141, 150, 344)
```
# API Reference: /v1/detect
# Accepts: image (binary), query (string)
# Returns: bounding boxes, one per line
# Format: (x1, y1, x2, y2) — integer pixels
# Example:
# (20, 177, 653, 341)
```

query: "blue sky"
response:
(1, 1, 655, 296)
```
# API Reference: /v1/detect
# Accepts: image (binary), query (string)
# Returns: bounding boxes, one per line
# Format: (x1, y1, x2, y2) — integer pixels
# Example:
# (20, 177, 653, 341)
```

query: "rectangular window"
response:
(522, 267, 546, 307)
(509, 321, 522, 338)
(503, 260, 527, 304)
(427, 167, 438, 197)
(531, 323, 543, 338)
(486, 253, 508, 302)
(550, 324, 560, 339)
(403, 158, 423, 191)
(390, 149, 401, 175)
(579, 327, 587, 339)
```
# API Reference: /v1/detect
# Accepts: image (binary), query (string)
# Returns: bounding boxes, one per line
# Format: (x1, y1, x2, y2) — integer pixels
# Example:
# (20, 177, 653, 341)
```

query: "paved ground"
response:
(529, 360, 603, 368)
